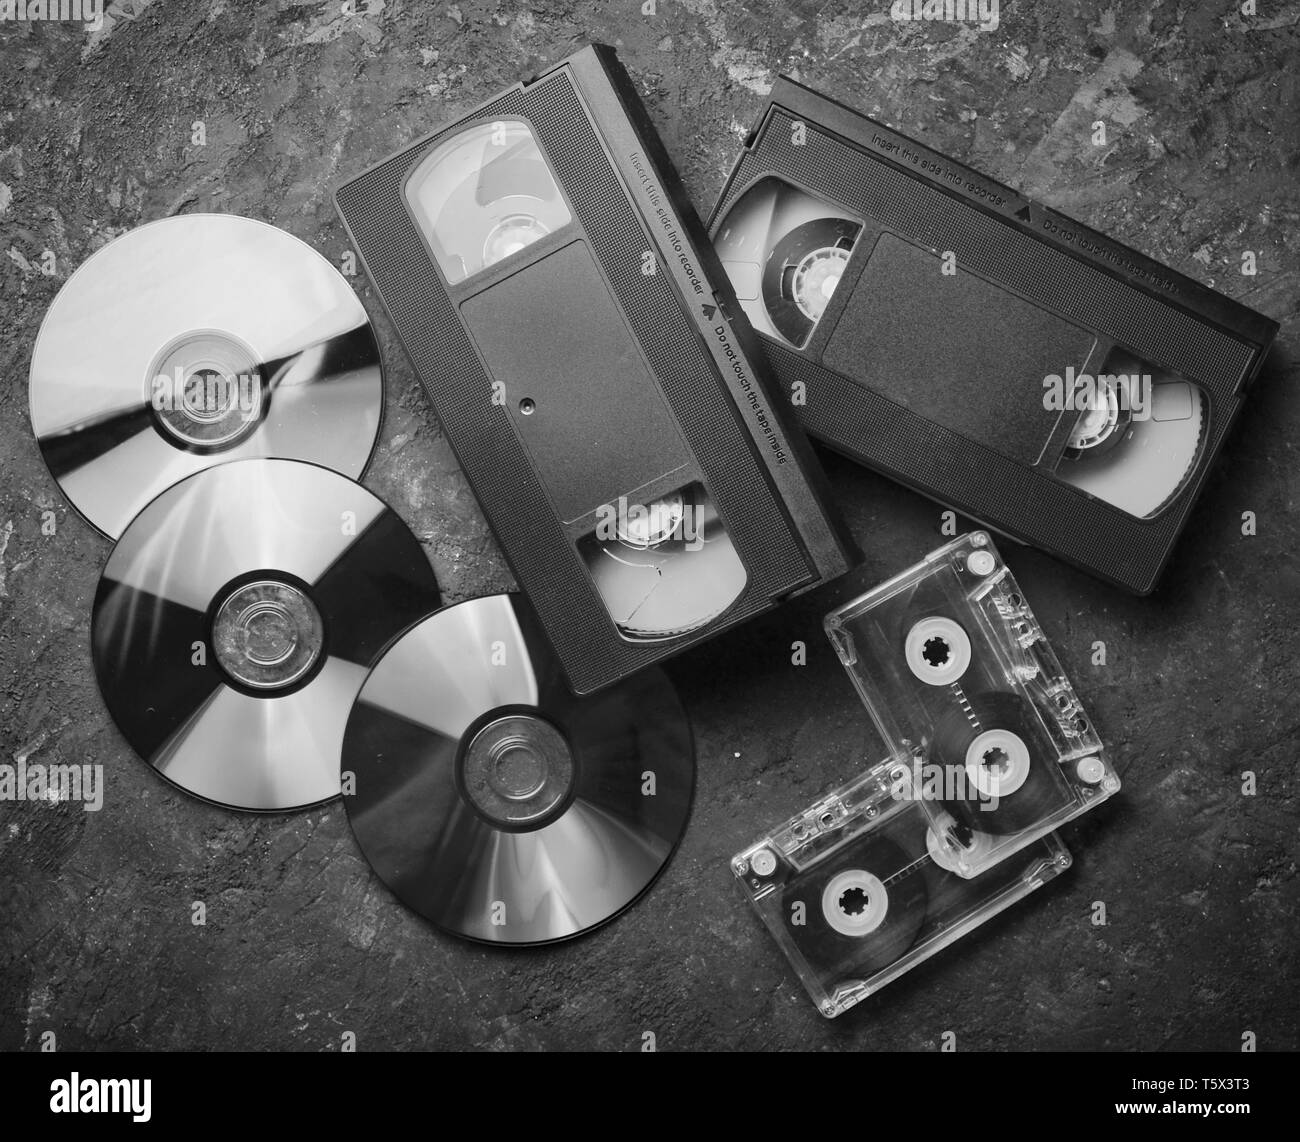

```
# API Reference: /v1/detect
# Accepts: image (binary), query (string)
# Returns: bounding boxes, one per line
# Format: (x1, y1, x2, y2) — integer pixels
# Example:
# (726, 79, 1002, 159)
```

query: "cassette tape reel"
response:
(734, 760, 1070, 1017)
(824, 532, 1119, 878)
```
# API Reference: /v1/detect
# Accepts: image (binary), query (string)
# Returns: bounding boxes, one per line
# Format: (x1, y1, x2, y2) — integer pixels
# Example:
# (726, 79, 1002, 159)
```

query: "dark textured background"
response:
(1, 0, 1297, 1052)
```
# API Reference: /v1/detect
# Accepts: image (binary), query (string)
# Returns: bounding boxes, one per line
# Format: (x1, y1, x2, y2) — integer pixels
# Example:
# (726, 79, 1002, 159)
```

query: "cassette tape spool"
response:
(824, 532, 1119, 878)
(577, 485, 748, 639)
(404, 118, 573, 285)
(733, 759, 1070, 1017)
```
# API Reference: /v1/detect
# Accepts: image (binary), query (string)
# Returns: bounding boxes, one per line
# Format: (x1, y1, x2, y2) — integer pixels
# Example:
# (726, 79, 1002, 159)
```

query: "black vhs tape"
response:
(709, 77, 1279, 594)
(336, 47, 857, 694)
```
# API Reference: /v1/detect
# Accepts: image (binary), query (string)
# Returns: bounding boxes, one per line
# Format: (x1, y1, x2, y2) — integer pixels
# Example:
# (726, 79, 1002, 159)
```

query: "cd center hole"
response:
(922, 636, 950, 667)
(489, 737, 548, 800)
(240, 603, 298, 665)
(179, 367, 248, 424)
(982, 747, 1011, 777)
(838, 887, 869, 916)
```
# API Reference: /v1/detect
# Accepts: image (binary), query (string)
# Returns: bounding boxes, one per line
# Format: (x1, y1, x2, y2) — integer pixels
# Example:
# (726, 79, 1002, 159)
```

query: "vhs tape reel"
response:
(734, 758, 1070, 1018)
(825, 532, 1119, 878)
(709, 78, 1279, 594)
(336, 46, 857, 695)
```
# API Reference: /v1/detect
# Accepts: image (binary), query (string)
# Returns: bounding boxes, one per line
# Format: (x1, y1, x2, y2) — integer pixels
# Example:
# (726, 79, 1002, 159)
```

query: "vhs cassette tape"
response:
(825, 532, 1118, 879)
(336, 46, 858, 695)
(709, 77, 1279, 595)
(733, 759, 1070, 1018)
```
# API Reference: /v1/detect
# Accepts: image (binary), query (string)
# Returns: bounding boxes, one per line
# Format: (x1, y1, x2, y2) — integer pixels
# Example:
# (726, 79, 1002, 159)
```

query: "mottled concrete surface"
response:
(1, 1, 1297, 1051)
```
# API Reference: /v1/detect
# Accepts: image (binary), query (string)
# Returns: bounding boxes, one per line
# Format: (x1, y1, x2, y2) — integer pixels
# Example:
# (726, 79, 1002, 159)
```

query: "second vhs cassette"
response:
(709, 77, 1279, 595)
(336, 46, 858, 695)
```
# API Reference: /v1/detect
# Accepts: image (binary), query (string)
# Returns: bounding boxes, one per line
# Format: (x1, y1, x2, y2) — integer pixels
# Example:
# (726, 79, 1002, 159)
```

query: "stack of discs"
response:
(29, 213, 695, 944)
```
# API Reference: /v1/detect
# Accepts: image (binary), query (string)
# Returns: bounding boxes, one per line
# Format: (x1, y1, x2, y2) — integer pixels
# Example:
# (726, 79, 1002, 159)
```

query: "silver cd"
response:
(30, 214, 383, 538)
(91, 458, 440, 812)
(342, 594, 694, 944)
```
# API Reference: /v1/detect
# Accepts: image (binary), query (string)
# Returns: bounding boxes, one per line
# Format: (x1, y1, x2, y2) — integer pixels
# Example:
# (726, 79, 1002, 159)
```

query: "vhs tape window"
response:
(714, 177, 862, 348)
(404, 119, 572, 284)
(1053, 348, 1207, 519)
(578, 482, 747, 642)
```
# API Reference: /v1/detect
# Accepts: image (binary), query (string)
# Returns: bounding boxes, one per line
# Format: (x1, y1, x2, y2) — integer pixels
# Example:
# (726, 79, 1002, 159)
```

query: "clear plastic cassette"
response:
(824, 532, 1120, 878)
(733, 759, 1070, 1018)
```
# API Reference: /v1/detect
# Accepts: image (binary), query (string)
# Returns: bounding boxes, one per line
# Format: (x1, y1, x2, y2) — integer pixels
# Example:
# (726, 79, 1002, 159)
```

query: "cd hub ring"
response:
(211, 578, 324, 691)
(460, 713, 575, 830)
(148, 328, 266, 451)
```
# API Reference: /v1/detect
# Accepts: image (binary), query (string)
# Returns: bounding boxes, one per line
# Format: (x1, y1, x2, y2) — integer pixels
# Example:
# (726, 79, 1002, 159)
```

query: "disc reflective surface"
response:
(91, 459, 440, 812)
(30, 214, 383, 538)
(342, 594, 694, 944)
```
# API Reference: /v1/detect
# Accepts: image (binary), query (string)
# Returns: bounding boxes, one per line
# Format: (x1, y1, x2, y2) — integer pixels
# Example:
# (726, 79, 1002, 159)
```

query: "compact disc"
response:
(580, 486, 747, 639)
(341, 593, 694, 944)
(30, 214, 383, 538)
(784, 837, 928, 978)
(931, 691, 1067, 836)
(91, 459, 439, 812)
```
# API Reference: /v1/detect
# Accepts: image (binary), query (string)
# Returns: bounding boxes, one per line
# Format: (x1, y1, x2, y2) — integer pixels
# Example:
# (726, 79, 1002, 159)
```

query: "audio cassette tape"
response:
(825, 532, 1118, 879)
(709, 77, 1279, 595)
(335, 46, 858, 695)
(733, 758, 1070, 1018)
